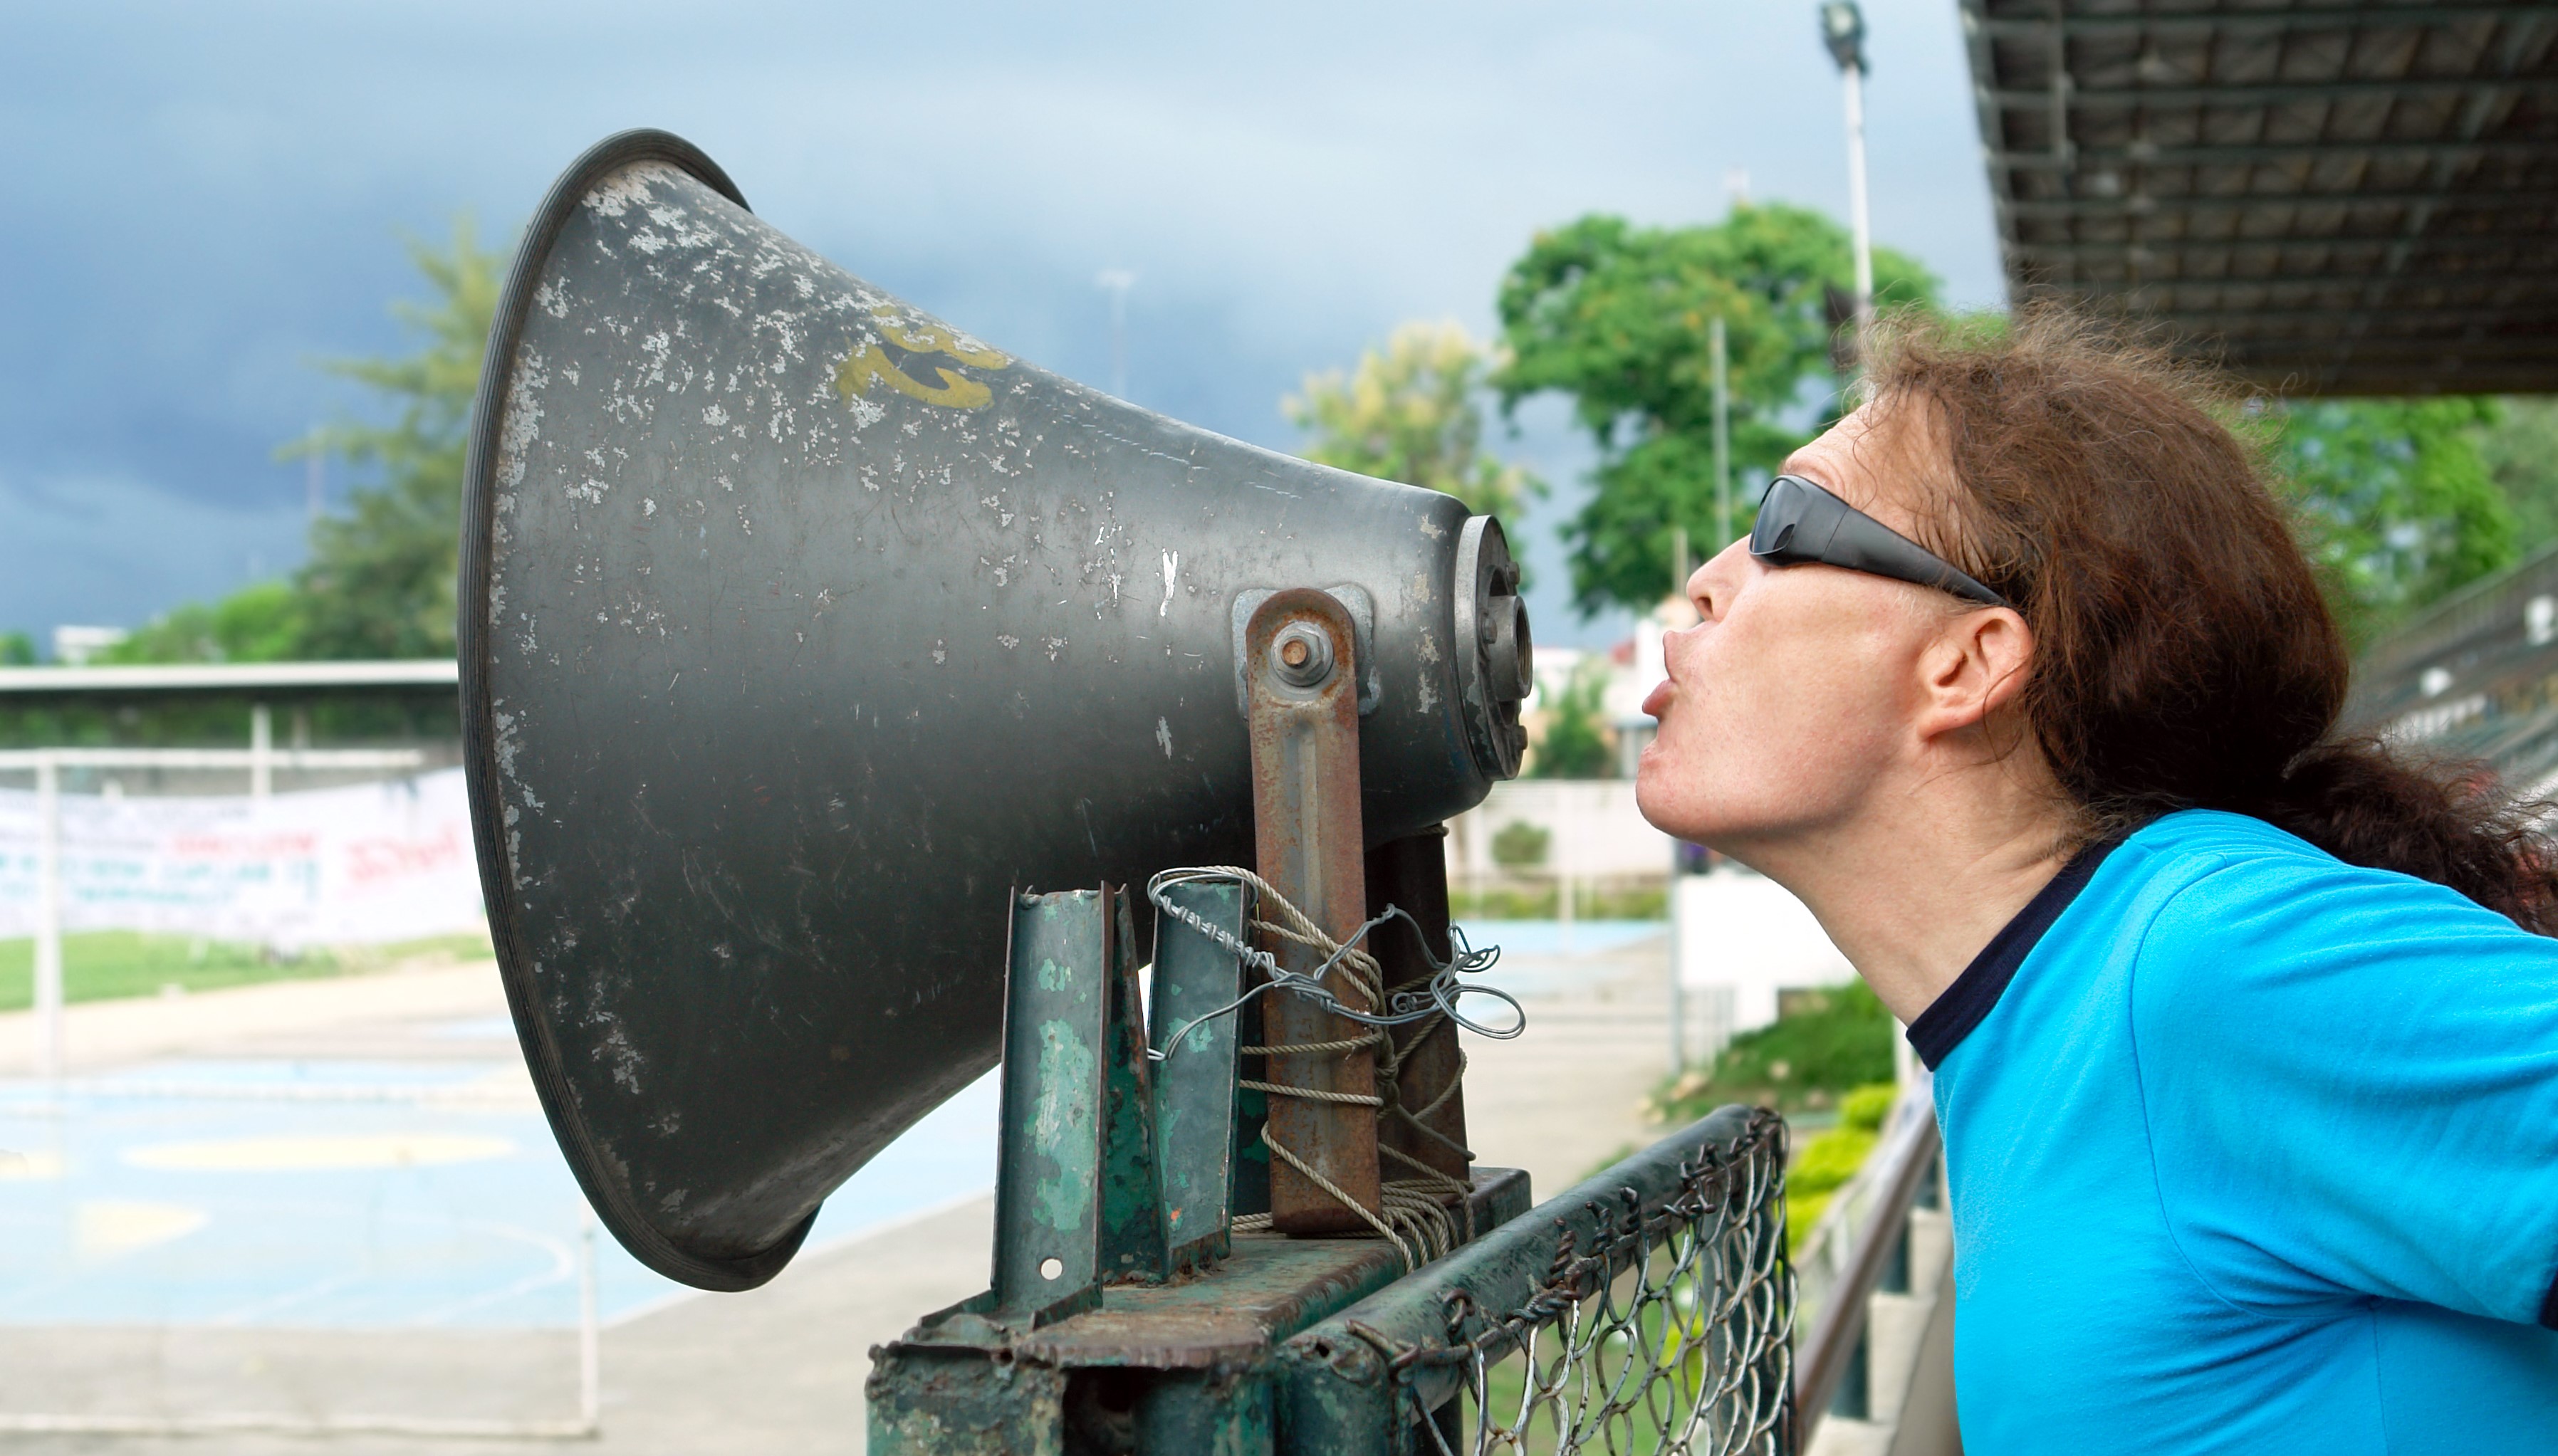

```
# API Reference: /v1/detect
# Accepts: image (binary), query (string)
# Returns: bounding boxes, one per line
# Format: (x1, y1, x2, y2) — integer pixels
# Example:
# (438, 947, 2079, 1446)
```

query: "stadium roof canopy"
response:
(1960, 1, 2558, 394)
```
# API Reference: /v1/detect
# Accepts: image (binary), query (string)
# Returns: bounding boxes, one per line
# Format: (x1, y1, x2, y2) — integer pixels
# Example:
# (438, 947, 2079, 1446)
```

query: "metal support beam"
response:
(1245, 590, 1382, 1235)
(1987, 77, 2558, 108)
(2147, 303, 2558, 330)
(1989, 138, 2551, 170)
(1364, 830, 1470, 1196)
(1973, 5, 2555, 38)
(2003, 189, 2558, 219)
(2014, 231, 2558, 260)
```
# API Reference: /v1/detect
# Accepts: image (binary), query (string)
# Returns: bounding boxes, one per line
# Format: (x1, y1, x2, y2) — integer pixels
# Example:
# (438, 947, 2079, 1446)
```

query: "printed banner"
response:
(0, 770, 482, 947)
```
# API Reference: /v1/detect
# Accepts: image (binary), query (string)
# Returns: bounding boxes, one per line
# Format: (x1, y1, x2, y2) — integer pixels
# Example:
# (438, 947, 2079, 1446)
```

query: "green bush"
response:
(0, 928, 491, 1011)
(1647, 978, 1896, 1119)
(1489, 819, 1551, 869)
(1450, 881, 1667, 921)
(1839, 1081, 1896, 1133)
(1781, 1080, 1899, 1254)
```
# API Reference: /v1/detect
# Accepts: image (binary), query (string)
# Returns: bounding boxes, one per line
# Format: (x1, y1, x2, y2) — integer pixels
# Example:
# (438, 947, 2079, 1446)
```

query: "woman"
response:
(1637, 313, 2558, 1451)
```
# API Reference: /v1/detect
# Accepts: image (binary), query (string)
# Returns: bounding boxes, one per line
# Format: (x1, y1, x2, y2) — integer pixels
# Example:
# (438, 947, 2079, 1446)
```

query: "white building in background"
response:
(1604, 595, 1696, 777)
(51, 625, 128, 666)
(1445, 778, 1668, 884)
(1673, 871, 1858, 1039)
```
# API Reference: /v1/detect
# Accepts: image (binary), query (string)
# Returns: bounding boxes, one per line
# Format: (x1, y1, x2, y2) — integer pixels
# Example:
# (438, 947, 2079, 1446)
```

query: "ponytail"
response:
(2248, 738, 2558, 934)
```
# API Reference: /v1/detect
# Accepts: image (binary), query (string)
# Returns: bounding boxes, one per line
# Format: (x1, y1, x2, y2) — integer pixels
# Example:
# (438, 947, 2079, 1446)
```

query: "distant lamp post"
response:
(1819, 0, 1875, 370)
(1096, 269, 1137, 399)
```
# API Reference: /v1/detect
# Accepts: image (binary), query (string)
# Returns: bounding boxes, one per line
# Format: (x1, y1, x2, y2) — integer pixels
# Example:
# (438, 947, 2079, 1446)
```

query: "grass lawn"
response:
(0, 930, 491, 1012)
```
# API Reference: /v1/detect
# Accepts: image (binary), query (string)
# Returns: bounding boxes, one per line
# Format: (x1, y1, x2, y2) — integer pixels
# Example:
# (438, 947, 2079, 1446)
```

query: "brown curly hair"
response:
(1867, 308, 2558, 933)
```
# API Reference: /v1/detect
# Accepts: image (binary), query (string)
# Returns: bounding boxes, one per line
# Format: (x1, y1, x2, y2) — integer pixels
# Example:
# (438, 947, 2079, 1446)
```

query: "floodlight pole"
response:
(1822, 1, 1875, 369)
(1711, 316, 1732, 548)
(1097, 269, 1137, 399)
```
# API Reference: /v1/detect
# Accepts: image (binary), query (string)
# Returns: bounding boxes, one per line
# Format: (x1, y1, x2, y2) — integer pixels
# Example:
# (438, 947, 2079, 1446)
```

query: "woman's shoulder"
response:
(2114, 808, 2558, 1041)
(2117, 807, 2518, 931)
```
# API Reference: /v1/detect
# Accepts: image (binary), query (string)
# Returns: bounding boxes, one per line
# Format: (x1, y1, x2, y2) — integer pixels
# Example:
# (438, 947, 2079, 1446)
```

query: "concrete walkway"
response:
(1, 927, 1676, 1454)
(0, 957, 506, 1078)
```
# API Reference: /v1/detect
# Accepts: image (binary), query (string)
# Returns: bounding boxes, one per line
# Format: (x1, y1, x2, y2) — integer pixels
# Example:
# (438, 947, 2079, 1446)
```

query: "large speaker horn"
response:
(459, 130, 1531, 1291)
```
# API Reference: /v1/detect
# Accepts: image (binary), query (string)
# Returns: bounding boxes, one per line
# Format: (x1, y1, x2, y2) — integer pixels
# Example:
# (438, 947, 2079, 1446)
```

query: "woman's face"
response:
(1636, 402, 1970, 854)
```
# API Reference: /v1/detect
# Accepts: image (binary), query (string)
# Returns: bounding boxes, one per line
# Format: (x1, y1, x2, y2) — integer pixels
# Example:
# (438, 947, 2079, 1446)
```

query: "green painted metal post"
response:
(1149, 878, 1246, 1270)
(1100, 890, 1171, 1282)
(991, 889, 1114, 1325)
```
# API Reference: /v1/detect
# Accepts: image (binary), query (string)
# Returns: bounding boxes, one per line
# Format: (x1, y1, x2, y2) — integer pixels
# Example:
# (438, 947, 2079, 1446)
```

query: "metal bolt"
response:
(1270, 622, 1335, 688)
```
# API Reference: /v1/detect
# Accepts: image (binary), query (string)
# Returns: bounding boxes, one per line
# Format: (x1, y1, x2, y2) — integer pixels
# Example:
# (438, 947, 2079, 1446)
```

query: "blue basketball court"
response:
(0, 920, 1639, 1333)
(0, 1015, 998, 1331)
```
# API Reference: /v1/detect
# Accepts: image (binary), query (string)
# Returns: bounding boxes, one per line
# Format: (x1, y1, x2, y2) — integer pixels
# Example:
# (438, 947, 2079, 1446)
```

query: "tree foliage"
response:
(1285, 320, 1537, 523)
(2475, 396, 2558, 557)
(1493, 204, 1938, 616)
(1526, 660, 1614, 779)
(104, 219, 500, 665)
(2267, 397, 2516, 644)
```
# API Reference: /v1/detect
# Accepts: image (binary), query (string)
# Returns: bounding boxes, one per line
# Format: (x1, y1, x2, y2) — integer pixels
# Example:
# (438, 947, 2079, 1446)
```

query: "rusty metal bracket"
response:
(1231, 585, 1379, 716)
(1245, 589, 1384, 1235)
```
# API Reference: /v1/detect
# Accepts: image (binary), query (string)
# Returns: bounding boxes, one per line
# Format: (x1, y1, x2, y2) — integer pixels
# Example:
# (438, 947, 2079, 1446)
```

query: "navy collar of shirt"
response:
(1905, 835, 2127, 1070)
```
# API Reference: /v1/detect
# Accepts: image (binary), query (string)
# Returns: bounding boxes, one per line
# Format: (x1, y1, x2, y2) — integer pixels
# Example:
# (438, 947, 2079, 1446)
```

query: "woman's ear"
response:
(1915, 607, 2035, 742)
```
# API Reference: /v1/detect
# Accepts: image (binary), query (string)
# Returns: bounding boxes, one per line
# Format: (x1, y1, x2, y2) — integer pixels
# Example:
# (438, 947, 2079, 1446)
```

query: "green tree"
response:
(1493, 205, 1939, 616)
(0, 632, 33, 666)
(1285, 320, 1538, 523)
(101, 582, 306, 666)
(2270, 397, 2515, 643)
(288, 218, 501, 659)
(104, 219, 499, 666)
(1527, 661, 1614, 778)
(2475, 396, 2558, 557)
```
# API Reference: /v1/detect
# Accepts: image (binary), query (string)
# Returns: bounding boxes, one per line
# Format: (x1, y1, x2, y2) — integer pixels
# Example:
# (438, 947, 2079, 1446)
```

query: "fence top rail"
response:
(0, 661, 457, 703)
(0, 748, 428, 771)
(1290, 1105, 1777, 1367)
(1792, 1084, 1941, 1439)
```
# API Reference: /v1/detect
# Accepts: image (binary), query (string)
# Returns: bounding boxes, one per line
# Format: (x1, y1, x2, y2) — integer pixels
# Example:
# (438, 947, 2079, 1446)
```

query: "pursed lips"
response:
(1642, 637, 1684, 721)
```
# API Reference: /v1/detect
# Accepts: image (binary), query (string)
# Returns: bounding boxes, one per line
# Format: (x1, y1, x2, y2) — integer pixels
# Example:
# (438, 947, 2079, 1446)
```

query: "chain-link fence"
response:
(1280, 1106, 1790, 1456)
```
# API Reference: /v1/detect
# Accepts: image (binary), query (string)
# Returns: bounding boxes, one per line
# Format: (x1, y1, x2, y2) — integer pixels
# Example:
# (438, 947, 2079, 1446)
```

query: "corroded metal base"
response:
(867, 1168, 1530, 1456)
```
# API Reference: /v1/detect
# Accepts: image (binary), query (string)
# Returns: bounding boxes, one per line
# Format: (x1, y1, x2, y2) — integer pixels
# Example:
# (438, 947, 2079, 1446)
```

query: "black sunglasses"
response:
(1748, 474, 2010, 608)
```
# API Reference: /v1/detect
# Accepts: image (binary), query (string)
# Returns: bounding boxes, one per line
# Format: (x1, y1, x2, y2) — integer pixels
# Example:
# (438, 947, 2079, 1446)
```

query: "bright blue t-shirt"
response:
(1911, 810, 2558, 1453)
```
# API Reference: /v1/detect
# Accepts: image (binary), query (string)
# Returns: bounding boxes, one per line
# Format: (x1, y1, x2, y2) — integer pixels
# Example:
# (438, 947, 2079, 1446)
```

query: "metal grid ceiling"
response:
(1961, 3, 2558, 394)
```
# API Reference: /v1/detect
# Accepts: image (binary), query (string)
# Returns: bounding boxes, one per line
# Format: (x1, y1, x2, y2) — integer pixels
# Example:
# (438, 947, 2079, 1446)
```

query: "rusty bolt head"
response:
(1270, 622, 1335, 688)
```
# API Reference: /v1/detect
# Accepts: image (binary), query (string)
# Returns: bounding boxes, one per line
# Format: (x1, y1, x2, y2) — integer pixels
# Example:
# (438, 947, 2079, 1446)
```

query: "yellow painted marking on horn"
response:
(835, 305, 1009, 412)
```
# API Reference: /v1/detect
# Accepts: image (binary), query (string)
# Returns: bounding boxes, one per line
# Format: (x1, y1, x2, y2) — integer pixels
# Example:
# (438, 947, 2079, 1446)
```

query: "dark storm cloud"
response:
(0, 0, 1998, 645)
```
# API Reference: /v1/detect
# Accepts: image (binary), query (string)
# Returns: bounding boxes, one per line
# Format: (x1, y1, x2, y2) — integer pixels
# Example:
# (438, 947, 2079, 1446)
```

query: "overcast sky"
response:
(0, 0, 2003, 651)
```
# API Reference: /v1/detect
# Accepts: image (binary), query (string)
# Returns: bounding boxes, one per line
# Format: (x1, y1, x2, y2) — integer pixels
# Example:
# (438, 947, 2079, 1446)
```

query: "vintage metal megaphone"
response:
(457, 130, 1530, 1290)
